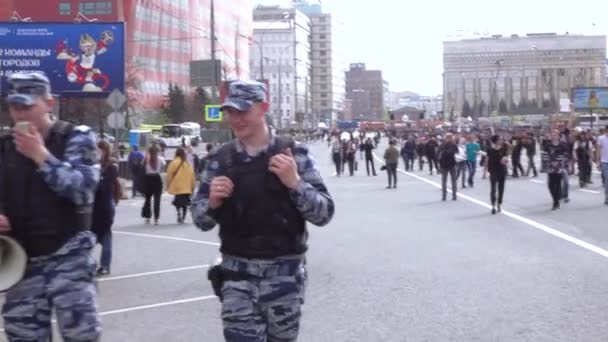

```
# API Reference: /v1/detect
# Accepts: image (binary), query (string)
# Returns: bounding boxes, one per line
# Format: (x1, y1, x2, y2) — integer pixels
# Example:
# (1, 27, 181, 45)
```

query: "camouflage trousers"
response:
(2, 231, 101, 342)
(220, 254, 307, 342)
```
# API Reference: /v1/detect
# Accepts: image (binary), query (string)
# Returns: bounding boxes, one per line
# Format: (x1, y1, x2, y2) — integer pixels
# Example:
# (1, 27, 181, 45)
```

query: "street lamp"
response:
(491, 59, 504, 115)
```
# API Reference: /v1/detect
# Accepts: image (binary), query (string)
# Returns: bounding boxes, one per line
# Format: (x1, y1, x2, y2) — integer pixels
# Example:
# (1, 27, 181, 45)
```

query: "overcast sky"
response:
(254, 0, 608, 96)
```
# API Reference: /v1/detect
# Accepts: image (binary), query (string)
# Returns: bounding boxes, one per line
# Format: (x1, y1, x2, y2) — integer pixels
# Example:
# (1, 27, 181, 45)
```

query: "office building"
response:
(345, 63, 385, 121)
(250, 5, 311, 128)
(7, 0, 253, 108)
(443, 33, 607, 116)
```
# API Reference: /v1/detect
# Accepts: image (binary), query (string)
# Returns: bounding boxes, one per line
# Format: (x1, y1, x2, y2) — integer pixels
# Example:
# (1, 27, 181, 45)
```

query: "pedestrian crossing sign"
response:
(205, 105, 223, 122)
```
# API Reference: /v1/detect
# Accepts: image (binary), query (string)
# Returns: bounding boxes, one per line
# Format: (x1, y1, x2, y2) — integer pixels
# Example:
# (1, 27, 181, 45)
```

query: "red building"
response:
(8, 0, 252, 108)
(0, 1, 14, 21)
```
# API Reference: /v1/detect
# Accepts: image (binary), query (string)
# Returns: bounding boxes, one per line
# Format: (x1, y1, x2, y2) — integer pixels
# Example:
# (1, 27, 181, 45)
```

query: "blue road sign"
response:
(205, 105, 223, 122)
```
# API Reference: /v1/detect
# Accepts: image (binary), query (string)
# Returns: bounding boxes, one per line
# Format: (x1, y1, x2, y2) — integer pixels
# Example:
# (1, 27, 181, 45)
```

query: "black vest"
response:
(0, 121, 92, 257)
(215, 138, 307, 259)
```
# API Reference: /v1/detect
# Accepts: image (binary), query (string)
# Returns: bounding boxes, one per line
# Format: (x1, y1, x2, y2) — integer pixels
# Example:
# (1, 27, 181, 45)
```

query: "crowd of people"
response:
(327, 124, 608, 213)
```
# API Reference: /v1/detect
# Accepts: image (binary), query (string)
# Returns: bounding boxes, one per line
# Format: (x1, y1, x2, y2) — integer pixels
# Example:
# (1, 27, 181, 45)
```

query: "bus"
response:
(159, 122, 202, 147)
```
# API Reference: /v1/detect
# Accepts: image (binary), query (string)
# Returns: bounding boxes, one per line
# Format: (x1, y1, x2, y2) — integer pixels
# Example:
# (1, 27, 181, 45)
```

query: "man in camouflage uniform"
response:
(192, 80, 335, 341)
(0, 72, 101, 341)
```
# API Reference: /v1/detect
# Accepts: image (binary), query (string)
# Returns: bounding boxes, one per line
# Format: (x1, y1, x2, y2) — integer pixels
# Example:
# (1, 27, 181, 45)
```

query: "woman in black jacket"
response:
(485, 135, 509, 214)
(92, 140, 119, 275)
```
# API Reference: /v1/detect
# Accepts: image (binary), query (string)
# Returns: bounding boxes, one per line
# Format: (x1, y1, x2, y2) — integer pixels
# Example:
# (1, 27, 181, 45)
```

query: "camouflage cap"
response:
(220, 80, 267, 112)
(6, 71, 52, 106)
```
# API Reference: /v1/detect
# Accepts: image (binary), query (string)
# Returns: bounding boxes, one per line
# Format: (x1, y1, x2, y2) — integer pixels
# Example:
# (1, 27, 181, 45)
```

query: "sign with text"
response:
(572, 87, 608, 110)
(0, 22, 125, 96)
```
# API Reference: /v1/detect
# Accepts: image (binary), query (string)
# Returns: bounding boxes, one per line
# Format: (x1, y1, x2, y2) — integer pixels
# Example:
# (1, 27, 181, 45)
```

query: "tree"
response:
(164, 83, 186, 123)
(187, 86, 211, 123)
(499, 99, 508, 114)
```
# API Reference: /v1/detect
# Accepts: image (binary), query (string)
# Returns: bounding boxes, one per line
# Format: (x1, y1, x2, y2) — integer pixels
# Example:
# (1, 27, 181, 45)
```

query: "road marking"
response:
(0, 295, 218, 333)
(580, 189, 601, 194)
(530, 179, 544, 184)
(97, 265, 210, 282)
(99, 295, 217, 316)
(114, 231, 220, 246)
(373, 154, 608, 259)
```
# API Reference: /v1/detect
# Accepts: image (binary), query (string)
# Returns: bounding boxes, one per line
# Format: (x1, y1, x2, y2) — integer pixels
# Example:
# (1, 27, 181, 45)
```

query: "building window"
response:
(79, 1, 112, 15)
(321, 101, 328, 106)
(59, 2, 71, 15)
(286, 110, 291, 117)
(320, 76, 328, 81)
(321, 93, 327, 98)
(320, 42, 327, 48)
(319, 16, 326, 22)
(321, 84, 328, 89)
(320, 51, 327, 56)
(320, 34, 326, 39)
(286, 96, 290, 104)
(320, 59, 327, 65)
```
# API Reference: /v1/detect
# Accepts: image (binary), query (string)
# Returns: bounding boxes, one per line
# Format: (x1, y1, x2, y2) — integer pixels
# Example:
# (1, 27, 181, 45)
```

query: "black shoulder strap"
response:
(216, 141, 236, 171)
(50, 120, 75, 158)
(273, 135, 295, 155)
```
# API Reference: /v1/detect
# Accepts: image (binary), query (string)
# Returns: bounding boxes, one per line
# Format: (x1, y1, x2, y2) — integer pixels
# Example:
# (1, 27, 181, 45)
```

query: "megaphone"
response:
(0, 235, 27, 292)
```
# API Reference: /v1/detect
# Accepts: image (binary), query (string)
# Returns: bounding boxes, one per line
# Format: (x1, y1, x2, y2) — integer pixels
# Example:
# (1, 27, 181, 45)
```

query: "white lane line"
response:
(99, 295, 217, 316)
(580, 189, 601, 194)
(97, 265, 210, 282)
(114, 231, 220, 246)
(530, 179, 544, 184)
(373, 154, 608, 259)
(0, 295, 218, 333)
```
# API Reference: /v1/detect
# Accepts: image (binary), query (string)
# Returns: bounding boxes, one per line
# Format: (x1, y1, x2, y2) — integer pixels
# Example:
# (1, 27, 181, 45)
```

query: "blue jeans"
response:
(456, 161, 467, 187)
(467, 160, 477, 185)
(99, 230, 112, 269)
(602, 163, 608, 200)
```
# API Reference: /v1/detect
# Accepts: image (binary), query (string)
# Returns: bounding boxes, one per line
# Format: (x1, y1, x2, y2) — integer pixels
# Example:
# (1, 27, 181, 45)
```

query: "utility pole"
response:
(210, 0, 218, 102)
(278, 62, 283, 129)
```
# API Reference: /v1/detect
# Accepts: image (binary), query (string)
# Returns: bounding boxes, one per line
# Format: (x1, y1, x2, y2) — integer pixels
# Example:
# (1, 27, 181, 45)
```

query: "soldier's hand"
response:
(209, 176, 234, 209)
(269, 148, 301, 190)
(0, 215, 11, 234)
(13, 125, 50, 166)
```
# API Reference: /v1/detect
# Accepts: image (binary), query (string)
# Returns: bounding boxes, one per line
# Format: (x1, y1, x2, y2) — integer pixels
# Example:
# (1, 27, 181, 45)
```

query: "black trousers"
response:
(526, 154, 538, 176)
(332, 154, 342, 175)
(441, 167, 457, 199)
(548, 172, 562, 205)
(366, 158, 376, 176)
(490, 171, 506, 206)
(428, 155, 438, 174)
(578, 159, 592, 185)
(512, 157, 524, 176)
(386, 163, 398, 187)
(142, 174, 162, 220)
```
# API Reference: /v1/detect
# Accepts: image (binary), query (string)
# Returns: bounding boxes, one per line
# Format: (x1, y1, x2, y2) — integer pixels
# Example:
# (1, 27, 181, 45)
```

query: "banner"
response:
(572, 87, 608, 110)
(0, 22, 125, 96)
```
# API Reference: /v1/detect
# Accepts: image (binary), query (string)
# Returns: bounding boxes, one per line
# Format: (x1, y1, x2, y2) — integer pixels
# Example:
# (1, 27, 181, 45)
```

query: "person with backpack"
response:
(0, 72, 101, 341)
(331, 138, 343, 176)
(191, 80, 334, 342)
(127, 145, 144, 197)
(92, 139, 121, 275)
(166, 147, 196, 224)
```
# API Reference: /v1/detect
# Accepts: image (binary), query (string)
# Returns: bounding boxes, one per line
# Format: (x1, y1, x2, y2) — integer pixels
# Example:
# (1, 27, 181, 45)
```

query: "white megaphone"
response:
(0, 235, 27, 292)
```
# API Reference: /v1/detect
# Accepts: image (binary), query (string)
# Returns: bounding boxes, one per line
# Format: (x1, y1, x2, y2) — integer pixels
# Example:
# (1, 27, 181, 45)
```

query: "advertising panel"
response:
(0, 22, 125, 96)
(572, 87, 608, 110)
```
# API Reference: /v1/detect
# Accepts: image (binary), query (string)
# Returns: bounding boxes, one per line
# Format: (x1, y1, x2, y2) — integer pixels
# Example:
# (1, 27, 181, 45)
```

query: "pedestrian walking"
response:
(596, 125, 608, 205)
(166, 147, 196, 224)
(485, 135, 509, 214)
(0, 71, 101, 341)
(362, 137, 377, 176)
(466, 134, 480, 187)
(92, 140, 121, 276)
(544, 130, 570, 210)
(438, 133, 458, 201)
(455, 137, 468, 188)
(191, 80, 334, 342)
(142, 145, 165, 225)
(383, 139, 399, 189)
(401, 135, 416, 171)
(127, 145, 144, 197)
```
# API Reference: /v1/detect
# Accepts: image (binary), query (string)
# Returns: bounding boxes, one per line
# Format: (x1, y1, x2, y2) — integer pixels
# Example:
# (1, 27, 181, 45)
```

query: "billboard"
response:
(0, 22, 125, 96)
(572, 87, 608, 110)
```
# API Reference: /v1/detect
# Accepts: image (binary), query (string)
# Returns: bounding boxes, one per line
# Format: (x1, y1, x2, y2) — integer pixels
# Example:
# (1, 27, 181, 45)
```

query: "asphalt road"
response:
(2, 139, 608, 341)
